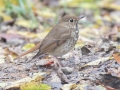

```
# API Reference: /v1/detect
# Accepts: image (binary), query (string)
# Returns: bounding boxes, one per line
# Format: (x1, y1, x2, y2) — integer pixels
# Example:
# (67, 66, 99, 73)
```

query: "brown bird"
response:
(17, 15, 84, 83)
(17, 14, 84, 59)
(33, 14, 84, 59)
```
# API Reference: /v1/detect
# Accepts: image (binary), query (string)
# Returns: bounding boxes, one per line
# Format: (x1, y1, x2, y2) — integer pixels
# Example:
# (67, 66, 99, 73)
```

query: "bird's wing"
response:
(39, 23, 72, 54)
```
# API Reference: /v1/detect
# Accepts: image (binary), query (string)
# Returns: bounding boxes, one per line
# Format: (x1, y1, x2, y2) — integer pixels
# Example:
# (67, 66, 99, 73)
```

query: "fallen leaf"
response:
(15, 19, 37, 29)
(74, 84, 88, 90)
(61, 84, 75, 90)
(22, 43, 35, 51)
(81, 46, 91, 55)
(0, 58, 5, 64)
(0, 33, 24, 44)
(20, 82, 51, 90)
(0, 83, 6, 88)
(113, 52, 120, 64)
(83, 57, 111, 66)
(99, 0, 120, 10)
(0, 12, 12, 22)
(35, 9, 56, 18)
(4, 48, 18, 61)
(7, 30, 48, 39)
(97, 74, 120, 90)
(4, 77, 32, 90)
(3, 72, 46, 89)
(0, 48, 6, 64)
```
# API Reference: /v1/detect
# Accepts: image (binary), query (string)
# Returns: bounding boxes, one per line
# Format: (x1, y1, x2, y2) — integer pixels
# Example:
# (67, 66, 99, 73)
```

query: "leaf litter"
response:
(0, 0, 120, 90)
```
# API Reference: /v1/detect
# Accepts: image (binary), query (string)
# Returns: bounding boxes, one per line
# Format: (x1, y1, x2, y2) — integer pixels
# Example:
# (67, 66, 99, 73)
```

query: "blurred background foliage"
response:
(0, 0, 120, 45)
(0, 0, 120, 29)
(0, 0, 118, 29)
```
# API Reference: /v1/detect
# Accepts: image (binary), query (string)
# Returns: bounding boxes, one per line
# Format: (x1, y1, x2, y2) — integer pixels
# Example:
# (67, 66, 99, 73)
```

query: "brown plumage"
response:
(33, 15, 84, 59)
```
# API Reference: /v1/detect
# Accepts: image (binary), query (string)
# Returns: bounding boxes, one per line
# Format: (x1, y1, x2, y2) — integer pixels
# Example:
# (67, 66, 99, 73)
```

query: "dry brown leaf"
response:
(113, 52, 120, 64)
(4, 48, 18, 62)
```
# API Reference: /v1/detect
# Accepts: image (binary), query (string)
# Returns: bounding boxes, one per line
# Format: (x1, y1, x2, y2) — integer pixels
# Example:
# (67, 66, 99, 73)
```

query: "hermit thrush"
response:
(33, 15, 84, 59)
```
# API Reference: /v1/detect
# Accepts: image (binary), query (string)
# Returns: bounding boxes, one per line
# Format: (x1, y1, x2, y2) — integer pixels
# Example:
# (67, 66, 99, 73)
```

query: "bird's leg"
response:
(56, 67, 69, 83)
(53, 57, 69, 83)
(53, 57, 64, 67)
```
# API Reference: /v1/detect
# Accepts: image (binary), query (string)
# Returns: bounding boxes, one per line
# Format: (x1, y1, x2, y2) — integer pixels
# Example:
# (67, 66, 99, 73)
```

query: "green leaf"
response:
(20, 82, 51, 90)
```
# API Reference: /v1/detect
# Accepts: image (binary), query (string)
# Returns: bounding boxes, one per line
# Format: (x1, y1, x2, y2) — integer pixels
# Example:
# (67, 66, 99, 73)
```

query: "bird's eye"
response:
(70, 19, 73, 22)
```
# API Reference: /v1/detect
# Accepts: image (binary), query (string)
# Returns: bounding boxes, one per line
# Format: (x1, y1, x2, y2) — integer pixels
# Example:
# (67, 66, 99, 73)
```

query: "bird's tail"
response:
(17, 42, 41, 59)
(32, 51, 41, 59)
(32, 51, 46, 59)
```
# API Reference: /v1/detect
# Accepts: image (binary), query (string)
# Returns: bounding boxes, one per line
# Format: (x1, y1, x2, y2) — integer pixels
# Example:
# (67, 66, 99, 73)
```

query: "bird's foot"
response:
(53, 58, 69, 83)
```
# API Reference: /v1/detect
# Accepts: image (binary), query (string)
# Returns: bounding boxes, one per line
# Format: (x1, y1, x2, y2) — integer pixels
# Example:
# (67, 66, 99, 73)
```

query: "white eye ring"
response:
(70, 19, 73, 22)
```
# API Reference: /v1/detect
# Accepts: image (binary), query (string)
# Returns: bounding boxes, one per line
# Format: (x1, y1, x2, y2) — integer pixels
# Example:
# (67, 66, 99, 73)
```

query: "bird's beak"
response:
(78, 15, 84, 21)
